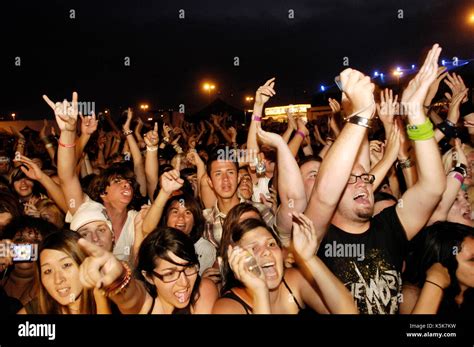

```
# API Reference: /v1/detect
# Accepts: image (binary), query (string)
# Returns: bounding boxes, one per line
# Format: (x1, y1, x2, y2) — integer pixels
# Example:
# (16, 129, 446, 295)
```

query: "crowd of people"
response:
(0, 43, 473, 315)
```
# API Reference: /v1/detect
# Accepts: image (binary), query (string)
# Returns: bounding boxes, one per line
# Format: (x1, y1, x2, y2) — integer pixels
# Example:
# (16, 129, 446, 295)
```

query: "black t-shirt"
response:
(317, 206, 408, 314)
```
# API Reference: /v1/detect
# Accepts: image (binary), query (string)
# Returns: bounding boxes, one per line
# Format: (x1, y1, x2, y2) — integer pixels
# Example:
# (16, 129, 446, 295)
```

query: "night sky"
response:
(1, 0, 473, 119)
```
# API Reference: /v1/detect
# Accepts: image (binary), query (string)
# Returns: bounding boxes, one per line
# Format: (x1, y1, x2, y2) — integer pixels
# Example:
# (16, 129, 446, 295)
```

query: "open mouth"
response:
(174, 223, 186, 231)
(174, 289, 190, 304)
(56, 287, 71, 298)
(121, 190, 131, 197)
(260, 261, 277, 278)
(462, 210, 472, 221)
(353, 191, 370, 205)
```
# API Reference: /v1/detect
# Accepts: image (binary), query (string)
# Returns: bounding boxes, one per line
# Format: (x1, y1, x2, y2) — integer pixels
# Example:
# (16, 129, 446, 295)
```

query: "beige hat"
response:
(69, 200, 113, 232)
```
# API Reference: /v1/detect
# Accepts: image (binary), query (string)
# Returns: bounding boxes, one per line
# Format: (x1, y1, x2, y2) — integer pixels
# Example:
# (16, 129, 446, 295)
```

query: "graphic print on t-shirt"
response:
(337, 248, 402, 314)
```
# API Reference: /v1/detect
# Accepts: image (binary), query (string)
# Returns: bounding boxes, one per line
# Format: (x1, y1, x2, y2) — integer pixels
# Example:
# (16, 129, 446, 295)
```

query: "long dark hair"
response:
(161, 194, 204, 244)
(37, 230, 96, 314)
(135, 227, 201, 314)
(408, 221, 474, 315)
(220, 218, 281, 294)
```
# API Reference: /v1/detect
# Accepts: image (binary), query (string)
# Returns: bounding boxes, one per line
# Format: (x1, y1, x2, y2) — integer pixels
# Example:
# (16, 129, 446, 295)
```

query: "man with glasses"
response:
(306, 48, 446, 314)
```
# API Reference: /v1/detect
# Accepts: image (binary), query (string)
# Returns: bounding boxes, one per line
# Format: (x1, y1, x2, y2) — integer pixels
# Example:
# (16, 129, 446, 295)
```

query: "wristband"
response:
(449, 171, 464, 185)
(436, 120, 457, 139)
(146, 146, 158, 152)
(425, 280, 444, 291)
(252, 116, 262, 122)
(296, 130, 306, 138)
(346, 115, 373, 129)
(123, 130, 133, 136)
(397, 157, 414, 170)
(58, 140, 76, 148)
(407, 118, 434, 141)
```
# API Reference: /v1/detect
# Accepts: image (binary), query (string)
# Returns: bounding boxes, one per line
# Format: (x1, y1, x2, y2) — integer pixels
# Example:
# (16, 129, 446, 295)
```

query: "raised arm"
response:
(292, 213, 358, 314)
(142, 169, 183, 236)
(123, 108, 147, 197)
(427, 139, 467, 225)
(247, 78, 276, 155)
(75, 113, 98, 165)
(304, 68, 375, 240)
(13, 154, 67, 213)
(43, 92, 85, 215)
(257, 128, 306, 244)
(369, 124, 400, 191)
(143, 123, 159, 201)
(78, 238, 148, 314)
(396, 44, 446, 240)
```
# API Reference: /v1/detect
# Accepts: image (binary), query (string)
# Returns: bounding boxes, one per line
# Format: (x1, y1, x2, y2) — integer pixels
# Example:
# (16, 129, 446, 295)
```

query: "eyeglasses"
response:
(347, 174, 375, 185)
(151, 264, 199, 283)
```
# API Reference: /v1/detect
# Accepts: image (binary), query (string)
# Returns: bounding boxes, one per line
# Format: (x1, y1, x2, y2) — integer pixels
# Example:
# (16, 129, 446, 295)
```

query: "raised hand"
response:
(339, 68, 375, 118)
(369, 140, 385, 167)
(227, 245, 267, 293)
(446, 88, 469, 125)
(296, 118, 309, 136)
(160, 169, 184, 194)
(254, 77, 276, 106)
(13, 154, 44, 181)
(260, 187, 277, 215)
(80, 112, 98, 136)
(377, 88, 399, 126)
(286, 110, 297, 130)
(384, 122, 401, 162)
(444, 73, 468, 104)
(123, 108, 133, 132)
(256, 127, 284, 148)
(186, 151, 204, 168)
(78, 238, 124, 289)
(291, 212, 318, 262)
(328, 98, 341, 114)
(40, 119, 48, 139)
(42, 92, 79, 132)
(227, 127, 237, 143)
(401, 44, 442, 116)
(424, 66, 448, 106)
(163, 123, 172, 138)
(144, 122, 159, 147)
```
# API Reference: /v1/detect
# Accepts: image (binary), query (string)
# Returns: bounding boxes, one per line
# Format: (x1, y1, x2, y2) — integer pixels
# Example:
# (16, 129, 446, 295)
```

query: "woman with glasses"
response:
(78, 226, 218, 314)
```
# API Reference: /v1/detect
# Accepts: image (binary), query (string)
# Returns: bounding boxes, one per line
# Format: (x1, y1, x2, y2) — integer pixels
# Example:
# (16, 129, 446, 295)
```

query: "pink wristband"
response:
(58, 140, 76, 148)
(450, 172, 464, 185)
(252, 116, 262, 122)
(296, 130, 306, 138)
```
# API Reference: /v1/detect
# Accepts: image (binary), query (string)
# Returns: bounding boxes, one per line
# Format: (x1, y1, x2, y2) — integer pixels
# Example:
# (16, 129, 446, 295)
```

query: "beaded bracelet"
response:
(102, 262, 132, 297)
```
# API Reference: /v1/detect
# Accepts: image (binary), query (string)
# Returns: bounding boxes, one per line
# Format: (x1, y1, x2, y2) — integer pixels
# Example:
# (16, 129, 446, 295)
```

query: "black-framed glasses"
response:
(151, 264, 199, 283)
(348, 174, 375, 185)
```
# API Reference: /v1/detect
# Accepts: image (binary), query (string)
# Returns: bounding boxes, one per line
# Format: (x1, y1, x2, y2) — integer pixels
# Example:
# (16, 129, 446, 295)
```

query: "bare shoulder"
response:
(212, 297, 248, 314)
(193, 278, 218, 314)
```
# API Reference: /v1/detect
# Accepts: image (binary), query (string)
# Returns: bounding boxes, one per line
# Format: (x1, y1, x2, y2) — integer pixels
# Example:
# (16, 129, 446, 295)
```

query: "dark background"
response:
(1, 0, 473, 119)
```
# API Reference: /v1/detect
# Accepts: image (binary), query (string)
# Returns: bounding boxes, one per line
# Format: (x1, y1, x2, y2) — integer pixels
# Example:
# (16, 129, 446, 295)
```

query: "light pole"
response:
(203, 83, 216, 103)
(393, 68, 403, 89)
